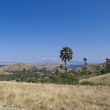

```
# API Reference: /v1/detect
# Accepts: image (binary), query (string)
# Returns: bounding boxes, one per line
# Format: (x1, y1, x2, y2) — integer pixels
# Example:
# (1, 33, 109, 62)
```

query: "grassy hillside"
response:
(79, 73, 110, 86)
(0, 82, 110, 110)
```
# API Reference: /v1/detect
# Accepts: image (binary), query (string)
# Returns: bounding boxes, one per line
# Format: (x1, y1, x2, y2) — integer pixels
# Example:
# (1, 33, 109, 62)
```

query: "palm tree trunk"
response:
(65, 60, 67, 69)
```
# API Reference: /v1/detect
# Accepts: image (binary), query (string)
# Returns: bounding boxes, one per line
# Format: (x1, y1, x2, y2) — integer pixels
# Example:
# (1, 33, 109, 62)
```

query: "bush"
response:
(80, 81, 94, 85)
(101, 69, 106, 75)
(0, 72, 79, 85)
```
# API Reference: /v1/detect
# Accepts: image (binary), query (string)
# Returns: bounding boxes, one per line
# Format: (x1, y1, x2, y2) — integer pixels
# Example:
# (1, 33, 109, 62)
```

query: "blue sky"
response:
(0, 0, 110, 63)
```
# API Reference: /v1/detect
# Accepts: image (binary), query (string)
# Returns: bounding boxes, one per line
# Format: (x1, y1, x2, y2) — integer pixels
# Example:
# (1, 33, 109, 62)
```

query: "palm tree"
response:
(83, 57, 88, 66)
(105, 58, 110, 72)
(105, 58, 109, 64)
(82, 57, 88, 72)
(60, 47, 73, 68)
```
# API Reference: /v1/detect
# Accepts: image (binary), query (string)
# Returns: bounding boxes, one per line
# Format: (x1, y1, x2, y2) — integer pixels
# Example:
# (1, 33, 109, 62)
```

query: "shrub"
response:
(101, 69, 106, 75)
(80, 81, 94, 85)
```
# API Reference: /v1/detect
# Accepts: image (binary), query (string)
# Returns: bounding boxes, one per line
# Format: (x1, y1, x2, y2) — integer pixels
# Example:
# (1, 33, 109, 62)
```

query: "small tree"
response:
(105, 58, 110, 73)
(60, 47, 73, 69)
(60, 64, 64, 69)
(23, 68, 27, 74)
(95, 66, 101, 74)
(82, 57, 88, 73)
(83, 57, 88, 66)
(27, 69, 31, 74)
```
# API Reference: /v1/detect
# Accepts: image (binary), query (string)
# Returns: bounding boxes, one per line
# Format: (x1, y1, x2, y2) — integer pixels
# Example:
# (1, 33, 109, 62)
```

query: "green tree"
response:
(95, 66, 101, 74)
(27, 69, 31, 73)
(105, 58, 110, 73)
(23, 68, 27, 74)
(60, 47, 73, 69)
(82, 57, 88, 73)
(60, 64, 64, 69)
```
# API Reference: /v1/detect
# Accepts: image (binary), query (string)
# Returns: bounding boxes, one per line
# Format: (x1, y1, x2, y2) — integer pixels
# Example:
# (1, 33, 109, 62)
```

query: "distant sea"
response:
(68, 65, 84, 69)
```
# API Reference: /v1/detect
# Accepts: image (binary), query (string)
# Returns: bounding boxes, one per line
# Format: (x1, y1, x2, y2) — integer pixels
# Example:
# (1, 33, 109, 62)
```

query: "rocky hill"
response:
(2, 63, 56, 73)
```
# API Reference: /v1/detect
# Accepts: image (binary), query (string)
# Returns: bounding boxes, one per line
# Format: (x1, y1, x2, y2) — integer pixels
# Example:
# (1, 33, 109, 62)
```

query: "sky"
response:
(0, 0, 110, 64)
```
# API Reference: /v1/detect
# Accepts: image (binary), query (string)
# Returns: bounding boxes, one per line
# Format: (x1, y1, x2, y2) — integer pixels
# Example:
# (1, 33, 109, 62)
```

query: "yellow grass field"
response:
(0, 81, 110, 110)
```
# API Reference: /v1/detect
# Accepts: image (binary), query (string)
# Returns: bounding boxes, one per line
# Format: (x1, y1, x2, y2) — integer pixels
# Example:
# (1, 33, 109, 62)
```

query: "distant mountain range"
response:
(34, 60, 84, 65)
(0, 60, 85, 69)
(0, 61, 16, 65)
(0, 60, 84, 65)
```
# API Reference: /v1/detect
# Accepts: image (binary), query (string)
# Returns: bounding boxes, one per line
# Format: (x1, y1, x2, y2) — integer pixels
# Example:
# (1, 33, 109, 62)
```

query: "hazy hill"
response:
(3, 63, 33, 72)
(3, 63, 55, 73)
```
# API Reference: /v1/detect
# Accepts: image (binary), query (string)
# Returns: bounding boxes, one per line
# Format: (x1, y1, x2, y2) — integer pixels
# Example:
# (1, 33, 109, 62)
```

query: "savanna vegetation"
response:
(0, 47, 110, 85)
(0, 47, 110, 110)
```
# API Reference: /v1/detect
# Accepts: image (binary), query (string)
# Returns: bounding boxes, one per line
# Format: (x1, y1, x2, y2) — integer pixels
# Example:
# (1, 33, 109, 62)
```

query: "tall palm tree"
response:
(60, 47, 73, 68)
(83, 57, 87, 66)
(105, 58, 110, 72)
(105, 58, 109, 64)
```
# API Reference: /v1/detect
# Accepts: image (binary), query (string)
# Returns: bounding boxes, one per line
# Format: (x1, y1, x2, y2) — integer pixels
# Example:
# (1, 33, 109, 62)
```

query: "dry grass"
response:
(0, 81, 109, 110)
(79, 73, 110, 86)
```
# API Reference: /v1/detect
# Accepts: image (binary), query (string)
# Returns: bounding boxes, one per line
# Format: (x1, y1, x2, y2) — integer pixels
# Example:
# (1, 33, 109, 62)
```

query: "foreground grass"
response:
(0, 82, 110, 110)
(79, 73, 110, 86)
